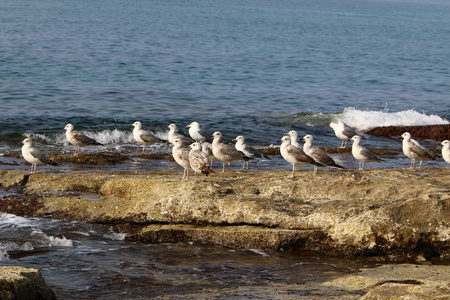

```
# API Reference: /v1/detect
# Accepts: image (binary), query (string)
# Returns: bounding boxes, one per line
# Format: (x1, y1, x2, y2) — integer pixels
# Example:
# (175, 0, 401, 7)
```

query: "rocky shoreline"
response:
(1, 165, 449, 298)
(1, 168, 449, 261)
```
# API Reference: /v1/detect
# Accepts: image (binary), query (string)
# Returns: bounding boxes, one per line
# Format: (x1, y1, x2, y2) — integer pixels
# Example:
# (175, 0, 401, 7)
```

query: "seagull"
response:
(233, 135, 268, 169)
(302, 134, 345, 172)
(171, 138, 191, 180)
(442, 140, 450, 165)
(351, 135, 383, 170)
(284, 130, 301, 148)
(279, 135, 319, 178)
(187, 122, 209, 142)
(168, 124, 193, 146)
(21, 138, 57, 173)
(189, 142, 214, 180)
(131, 121, 163, 153)
(330, 121, 358, 148)
(401, 132, 438, 168)
(63, 124, 103, 156)
(211, 131, 249, 172)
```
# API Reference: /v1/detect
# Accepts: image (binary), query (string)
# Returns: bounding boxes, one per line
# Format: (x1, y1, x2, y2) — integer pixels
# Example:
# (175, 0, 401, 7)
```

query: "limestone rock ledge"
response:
(0, 168, 449, 261)
(0, 266, 56, 300)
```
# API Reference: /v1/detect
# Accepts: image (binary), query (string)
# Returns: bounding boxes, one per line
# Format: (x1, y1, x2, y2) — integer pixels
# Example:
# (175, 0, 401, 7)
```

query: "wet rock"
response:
(366, 124, 450, 141)
(0, 266, 56, 300)
(0, 168, 449, 261)
(324, 264, 450, 299)
(48, 152, 129, 165)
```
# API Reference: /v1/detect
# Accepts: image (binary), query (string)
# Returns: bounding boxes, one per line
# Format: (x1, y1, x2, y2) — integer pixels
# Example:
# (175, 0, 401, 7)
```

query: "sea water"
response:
(1, 0, 449, 297)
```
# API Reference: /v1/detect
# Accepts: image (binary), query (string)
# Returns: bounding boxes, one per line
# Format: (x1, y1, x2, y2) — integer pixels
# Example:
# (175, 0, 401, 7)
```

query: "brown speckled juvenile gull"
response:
(189, 142, 214, 179)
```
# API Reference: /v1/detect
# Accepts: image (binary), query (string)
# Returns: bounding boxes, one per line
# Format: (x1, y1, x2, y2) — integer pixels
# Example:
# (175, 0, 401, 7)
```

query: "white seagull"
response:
(233, 135, 267, 169)
(187, 121, 208, 142)
(171, 138, 191, 180)
(211, 131, 249, 172)
(63, 124, 103, 156)
(167, 124, 193, 146)
(284, 130, 301, 148)
(351, 135, 383, 170)
(189, 142, 214, 180)
(21, 138, 57, 173)
(330, 121, 358, 148)
(302, 134, 344, 172)
(131, 121, 163, 153)
(279, 135, 319, 178)
(401, 132, 438, 168)
(441, 140, 450, 165)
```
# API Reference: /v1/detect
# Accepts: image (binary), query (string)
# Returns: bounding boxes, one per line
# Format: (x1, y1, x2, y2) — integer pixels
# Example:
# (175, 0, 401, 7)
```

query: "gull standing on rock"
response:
(284, 130, 301, 148)
(189, 142, 214, 180)
(330, 121, 358, 148)
(233, 135, 267, 169)
(441, 140, 450, 165)
(401, 132, 438, 168)
(131, 121, 163, 153)
(187, 122, 208, 142)
(351, 135, 383, 170)
(21, 138, 57, 173)
(168, 124, 193, 146)
(279, 135, 319, 178)
(302, 134, 344, 172)
(211, 131, 249, 172)
(171, 138, 191, 180)
(64, 124, 103, 156)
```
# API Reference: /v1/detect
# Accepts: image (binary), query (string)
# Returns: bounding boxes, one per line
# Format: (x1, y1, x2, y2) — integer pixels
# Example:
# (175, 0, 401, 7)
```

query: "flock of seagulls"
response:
(17, 121, 449, 176)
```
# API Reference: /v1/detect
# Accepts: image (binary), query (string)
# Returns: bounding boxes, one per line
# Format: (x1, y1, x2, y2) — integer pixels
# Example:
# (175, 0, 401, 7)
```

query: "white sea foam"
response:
(46, 236, 73, 247)
(335, 108, 449, 131)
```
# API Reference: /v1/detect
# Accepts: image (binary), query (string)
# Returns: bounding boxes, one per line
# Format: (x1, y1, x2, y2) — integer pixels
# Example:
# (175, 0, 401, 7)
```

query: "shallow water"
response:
(0, 213, 380, 299)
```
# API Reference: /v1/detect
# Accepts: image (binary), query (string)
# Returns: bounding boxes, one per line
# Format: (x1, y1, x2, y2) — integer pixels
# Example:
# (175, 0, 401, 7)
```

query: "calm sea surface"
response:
(1, 0, 449, 298)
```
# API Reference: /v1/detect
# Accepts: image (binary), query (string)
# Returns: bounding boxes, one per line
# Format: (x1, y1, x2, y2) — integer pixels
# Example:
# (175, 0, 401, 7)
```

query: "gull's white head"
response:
(280, 135, 291, 145)
(442, 140, 449, 147)
(233, 135, 245, 143)
(22, 138, 32, 146)
(187, 122, 199, 129)
(190, 142, 202, 150)
(285, 130, 298, 138)
(303, 134, 313, 142)
(131, 121, 142, 128)
(64, 124, 74, 131)
(401, 132, 411, 140)
(351, 135, 362, 143)
(211, 131, 222, 139)
(172, 138, 183, 146)
(168, 124, 178, 131)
